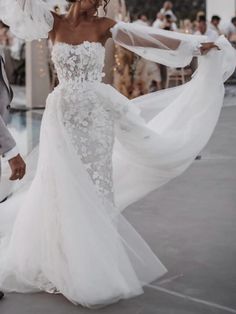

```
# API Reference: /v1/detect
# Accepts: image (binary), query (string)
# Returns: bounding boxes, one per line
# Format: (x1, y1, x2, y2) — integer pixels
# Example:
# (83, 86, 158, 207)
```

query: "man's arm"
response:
(0, 114, 16, 156)
(0, 115, 26, 180)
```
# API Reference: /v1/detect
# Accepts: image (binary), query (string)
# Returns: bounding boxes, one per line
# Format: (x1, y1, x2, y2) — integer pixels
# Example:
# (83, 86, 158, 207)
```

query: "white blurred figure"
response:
(9, 34, 25, 61)
(221, 17, 236, 41)
(132, 13, 149, 26)
(160, 1, 177, 23)
(182, 19, 193, 34)
(208, 15, 222, 36)
(163, 13, 177, 31)
(152, 12, 165, 29)
(195, 15, 219, 41)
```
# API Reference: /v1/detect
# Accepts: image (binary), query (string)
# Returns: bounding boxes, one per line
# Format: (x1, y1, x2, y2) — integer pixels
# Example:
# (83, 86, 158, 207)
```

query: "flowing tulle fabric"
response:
(110, 21, 206, 67)
(0, 1, 236, 308)
(108, 36, 236, 210)
(0, 0, 54, 41)
(0, 81, 168, 308)
(0, 37, 235, 308)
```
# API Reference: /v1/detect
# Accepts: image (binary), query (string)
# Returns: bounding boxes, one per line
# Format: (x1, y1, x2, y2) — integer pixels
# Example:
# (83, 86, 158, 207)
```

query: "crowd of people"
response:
(135, 1, 236, 41)
(118, 1, 236, 97)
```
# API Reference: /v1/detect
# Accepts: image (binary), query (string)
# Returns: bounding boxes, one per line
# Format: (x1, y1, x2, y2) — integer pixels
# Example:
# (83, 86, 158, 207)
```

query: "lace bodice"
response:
(51, 41, 106, 88)
(49, 41, 115, 205)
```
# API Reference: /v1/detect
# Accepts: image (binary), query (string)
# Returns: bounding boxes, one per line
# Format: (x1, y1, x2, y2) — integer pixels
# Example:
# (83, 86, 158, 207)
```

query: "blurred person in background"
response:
(163, 13, 177, 31)
(0, 21, 25, 84)
(195, 15, 219, 41)
(193, 11, 205, 32)
(194, 14, 221, 159)
(0, 20, 25, 57)
(181, 19, 193, 34)
(153, 11, 177, 92)
(160, 1, 177, 23)
(132, 13, 149, 26)
(209, 15, 222, 36)
(0, 21, 9, 46)
(152, 12, 165, 29)
(222, 17, 236, 41)
(9, 34, 25, 61)
(5, 31, 25, 84)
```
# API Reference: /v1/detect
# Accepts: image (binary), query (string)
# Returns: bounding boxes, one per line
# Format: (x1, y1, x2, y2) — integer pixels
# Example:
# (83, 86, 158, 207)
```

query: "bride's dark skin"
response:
(49, 0, 218, 54)
(49, 0, 116, 46)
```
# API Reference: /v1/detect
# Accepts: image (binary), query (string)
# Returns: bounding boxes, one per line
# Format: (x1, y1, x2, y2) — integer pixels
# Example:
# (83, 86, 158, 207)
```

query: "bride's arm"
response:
(0, 0, 54, 41)
(108, 21, 219, 68)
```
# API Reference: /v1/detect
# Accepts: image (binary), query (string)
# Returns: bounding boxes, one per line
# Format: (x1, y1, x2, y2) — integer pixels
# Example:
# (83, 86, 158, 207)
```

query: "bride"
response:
(0, 0, 235, 308)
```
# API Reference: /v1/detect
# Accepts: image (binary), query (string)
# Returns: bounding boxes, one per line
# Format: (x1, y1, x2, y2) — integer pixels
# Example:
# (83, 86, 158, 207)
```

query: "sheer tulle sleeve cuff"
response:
(0, 0, 54, 41)
(111, 21, 207, 68)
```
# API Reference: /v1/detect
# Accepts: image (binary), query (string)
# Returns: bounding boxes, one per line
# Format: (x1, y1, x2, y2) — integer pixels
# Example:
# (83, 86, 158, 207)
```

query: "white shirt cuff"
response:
(193, 44, 202, 56)
(2, 146, 19, 161)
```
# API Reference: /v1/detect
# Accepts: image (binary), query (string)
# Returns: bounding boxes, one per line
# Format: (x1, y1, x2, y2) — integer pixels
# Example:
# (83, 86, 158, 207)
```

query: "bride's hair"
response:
(66, 0, 110, 14)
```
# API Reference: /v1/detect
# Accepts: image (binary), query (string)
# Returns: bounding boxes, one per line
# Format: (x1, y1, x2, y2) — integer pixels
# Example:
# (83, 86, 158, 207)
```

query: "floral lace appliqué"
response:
(52, 42, 115, 204)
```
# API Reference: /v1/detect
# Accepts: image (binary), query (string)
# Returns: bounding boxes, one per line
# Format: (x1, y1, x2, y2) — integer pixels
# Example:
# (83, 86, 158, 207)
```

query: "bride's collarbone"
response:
(53, 30, 104, 47)
(52, 16, 108, 47)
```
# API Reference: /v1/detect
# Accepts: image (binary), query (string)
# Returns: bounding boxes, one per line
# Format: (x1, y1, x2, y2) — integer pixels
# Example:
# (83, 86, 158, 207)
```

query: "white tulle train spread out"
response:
(0, 3, 235, 307)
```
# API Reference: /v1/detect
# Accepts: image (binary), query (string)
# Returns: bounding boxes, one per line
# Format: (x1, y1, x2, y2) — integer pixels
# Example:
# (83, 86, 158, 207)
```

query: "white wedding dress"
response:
(0, 0, 236, 308)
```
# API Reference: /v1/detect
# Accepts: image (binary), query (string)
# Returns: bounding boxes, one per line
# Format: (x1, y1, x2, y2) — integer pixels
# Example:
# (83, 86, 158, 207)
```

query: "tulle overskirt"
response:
(0, 36, 235, 308)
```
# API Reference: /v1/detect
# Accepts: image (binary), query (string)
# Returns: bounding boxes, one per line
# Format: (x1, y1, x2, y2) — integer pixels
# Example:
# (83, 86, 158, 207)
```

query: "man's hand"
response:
(8, 154, 26, 180)
(200, 42, 220, 55)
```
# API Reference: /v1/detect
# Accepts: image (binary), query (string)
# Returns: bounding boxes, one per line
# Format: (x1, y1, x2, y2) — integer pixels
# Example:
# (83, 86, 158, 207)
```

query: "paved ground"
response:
(1, 87, 236, 313)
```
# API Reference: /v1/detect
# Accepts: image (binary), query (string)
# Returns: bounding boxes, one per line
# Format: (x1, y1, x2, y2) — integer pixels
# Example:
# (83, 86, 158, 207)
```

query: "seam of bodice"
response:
(52, 41, 106, 51)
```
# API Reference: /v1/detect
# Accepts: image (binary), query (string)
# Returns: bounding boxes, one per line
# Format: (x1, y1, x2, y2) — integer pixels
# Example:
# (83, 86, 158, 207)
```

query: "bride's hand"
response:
(200, 42, 220, 55)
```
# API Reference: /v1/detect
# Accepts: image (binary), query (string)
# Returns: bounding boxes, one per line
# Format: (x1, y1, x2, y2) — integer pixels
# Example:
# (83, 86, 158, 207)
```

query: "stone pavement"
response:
(1, 88, 236, 314)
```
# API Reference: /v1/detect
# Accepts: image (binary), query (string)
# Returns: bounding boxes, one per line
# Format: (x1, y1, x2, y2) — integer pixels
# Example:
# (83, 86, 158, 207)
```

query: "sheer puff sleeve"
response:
(0, 0, 54, 41)
(111, 21, 208, 68)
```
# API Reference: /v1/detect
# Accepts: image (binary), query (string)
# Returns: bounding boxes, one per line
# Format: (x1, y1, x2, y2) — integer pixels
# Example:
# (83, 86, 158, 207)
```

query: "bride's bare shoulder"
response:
(97, 17, 117, 32)
(50, 11, 63, 28)
(96, 17, 117, 41)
